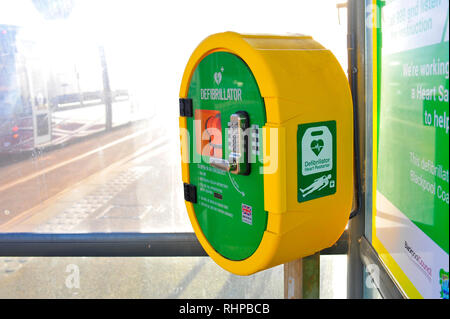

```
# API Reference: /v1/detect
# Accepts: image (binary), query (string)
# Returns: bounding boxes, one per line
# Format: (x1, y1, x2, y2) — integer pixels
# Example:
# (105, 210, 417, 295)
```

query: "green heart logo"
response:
(214, 72, 222, 85)
(310, 139, 324, 156)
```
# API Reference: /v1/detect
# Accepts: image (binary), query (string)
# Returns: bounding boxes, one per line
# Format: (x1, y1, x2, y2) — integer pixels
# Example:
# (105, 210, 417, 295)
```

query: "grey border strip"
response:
(359, 236, 407, 299)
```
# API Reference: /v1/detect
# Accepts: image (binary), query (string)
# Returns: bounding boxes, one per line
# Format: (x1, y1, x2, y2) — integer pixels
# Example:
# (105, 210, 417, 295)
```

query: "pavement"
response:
(0, 116, 345, 298)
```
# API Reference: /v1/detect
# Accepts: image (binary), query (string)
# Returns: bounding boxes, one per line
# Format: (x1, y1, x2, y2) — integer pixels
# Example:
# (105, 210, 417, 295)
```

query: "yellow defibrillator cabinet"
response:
(179, 32, 353, 275)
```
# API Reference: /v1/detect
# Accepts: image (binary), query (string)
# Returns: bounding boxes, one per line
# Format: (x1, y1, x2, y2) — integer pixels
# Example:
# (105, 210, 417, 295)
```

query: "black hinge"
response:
(179, 98, 193, 117)
(183, 183, 197, 204)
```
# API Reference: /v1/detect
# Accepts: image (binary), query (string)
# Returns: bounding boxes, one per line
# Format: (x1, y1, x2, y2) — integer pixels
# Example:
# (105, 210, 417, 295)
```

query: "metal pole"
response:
(99, 45, 113, 131)
(347, 0, 366, 299)
(0, 230, 348, 258)
(0, 232, 207, 257)
(284, 252, 320, 299)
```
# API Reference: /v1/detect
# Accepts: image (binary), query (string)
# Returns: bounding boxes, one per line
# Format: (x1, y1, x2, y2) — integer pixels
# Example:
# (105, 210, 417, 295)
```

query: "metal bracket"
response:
(179, 98, 193, 117)
(359, 236, 407, 299)
(183, 183, 197, 204)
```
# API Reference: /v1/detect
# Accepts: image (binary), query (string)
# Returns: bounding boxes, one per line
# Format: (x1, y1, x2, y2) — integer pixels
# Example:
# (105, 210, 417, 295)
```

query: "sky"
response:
(2, 0, 348, 124)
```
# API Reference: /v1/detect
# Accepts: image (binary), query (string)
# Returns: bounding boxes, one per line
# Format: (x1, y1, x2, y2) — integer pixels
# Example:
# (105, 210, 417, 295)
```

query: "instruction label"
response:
(297, 121, 337, 203)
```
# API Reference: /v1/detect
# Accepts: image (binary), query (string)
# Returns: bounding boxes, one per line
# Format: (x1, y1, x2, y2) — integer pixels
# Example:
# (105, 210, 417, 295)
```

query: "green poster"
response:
(374, 0, 449, 299)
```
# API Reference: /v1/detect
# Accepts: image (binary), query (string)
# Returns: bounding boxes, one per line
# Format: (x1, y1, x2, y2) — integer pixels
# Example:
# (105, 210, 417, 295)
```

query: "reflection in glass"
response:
(1, 0, 348, 299)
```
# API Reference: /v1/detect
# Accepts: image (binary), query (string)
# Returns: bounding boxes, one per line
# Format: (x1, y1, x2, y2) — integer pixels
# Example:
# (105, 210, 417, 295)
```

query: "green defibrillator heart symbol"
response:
(310, 139, 324, 156)
(214, 72, 222, 85)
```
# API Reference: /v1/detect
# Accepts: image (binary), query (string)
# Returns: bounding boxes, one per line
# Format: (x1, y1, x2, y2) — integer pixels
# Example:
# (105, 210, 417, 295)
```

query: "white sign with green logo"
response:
(298, 121, 337, 203)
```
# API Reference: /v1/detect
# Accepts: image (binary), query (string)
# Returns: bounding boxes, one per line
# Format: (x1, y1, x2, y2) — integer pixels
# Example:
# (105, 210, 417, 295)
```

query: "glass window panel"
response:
(0, 257, 283, 298)
(1, 0, 348, 299)
(0, 256, 347, 298)
(1, 0, 347, 234)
